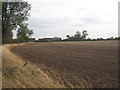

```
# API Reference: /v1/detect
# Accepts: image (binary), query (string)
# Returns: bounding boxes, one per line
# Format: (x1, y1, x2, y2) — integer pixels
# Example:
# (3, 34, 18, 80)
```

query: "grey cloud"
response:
(28, 17, 74, 29)
(73, 23, 84, 27)
(80, 17, 111, 24)
(80, 17, 100, 24)
(77, 7, 88, 11)
(28, 17, 75, 39)
(28, 18, 56, 29)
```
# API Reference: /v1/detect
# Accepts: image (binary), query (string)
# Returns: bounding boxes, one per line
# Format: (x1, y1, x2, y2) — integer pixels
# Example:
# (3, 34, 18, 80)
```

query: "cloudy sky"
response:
(26, 0, 119, 39)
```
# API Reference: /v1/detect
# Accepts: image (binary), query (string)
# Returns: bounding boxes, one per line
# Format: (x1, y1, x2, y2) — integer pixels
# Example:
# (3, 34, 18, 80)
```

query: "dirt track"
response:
(12, 41, 118, 88)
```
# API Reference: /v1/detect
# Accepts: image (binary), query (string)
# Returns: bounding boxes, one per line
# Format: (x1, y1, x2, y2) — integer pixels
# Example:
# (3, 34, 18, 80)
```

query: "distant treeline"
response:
(34, 37, 120, 42)
(34, 31, 120, 42)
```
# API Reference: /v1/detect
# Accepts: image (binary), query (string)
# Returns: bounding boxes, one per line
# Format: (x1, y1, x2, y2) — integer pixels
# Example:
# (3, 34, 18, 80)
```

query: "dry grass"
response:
(2, 44, 64, 88)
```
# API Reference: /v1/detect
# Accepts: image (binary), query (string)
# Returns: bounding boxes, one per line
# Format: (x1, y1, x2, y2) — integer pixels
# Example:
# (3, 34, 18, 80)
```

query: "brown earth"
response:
(11, 41, 118, 88)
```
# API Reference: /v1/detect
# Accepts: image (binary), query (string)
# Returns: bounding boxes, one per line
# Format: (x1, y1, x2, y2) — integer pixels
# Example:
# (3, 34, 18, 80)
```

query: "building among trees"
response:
(39, 38, 54, 42)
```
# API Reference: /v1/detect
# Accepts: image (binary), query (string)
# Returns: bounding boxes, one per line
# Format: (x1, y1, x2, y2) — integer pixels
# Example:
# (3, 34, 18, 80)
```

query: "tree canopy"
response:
(66, 30, 88, 41)
(2, 1, 33, 44)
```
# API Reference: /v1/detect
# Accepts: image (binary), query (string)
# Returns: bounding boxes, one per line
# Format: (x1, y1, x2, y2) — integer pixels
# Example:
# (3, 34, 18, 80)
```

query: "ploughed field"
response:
(12, 41, 118, 88)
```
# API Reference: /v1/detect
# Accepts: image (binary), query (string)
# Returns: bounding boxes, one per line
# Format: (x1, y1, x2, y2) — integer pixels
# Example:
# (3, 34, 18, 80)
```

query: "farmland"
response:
(11, 41, 118, 88)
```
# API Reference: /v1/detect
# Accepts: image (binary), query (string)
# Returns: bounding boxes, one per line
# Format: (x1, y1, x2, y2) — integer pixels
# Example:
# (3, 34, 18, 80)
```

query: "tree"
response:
(53, 36, 62, 41)
(81, 30, 88, 40)
(2, 2, 32, 44)
(74, 31, 81, 40)
(66, 35, 70, 38)
(65, 30, 88, 41)
(17, 24, 33, 43)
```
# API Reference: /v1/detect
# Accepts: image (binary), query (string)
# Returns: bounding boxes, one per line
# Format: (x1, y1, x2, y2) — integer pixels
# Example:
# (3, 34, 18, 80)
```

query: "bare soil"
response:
(12, 41, 118, 88)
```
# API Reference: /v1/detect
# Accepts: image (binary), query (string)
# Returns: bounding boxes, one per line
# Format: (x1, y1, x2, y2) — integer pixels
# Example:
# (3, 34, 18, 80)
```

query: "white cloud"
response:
(26, 0, 119, 39)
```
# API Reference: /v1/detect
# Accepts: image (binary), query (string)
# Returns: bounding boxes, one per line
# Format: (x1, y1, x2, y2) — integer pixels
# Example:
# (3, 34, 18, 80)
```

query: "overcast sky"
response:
(26, 0, 119, 39)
